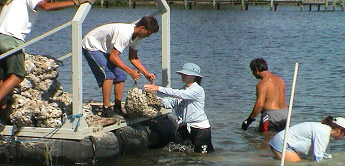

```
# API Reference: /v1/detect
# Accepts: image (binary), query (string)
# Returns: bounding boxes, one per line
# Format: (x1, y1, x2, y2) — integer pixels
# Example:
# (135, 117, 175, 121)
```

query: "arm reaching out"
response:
(129, 48, 156, 83)
(73, 0, 96, 5)
(109, 48, 140, 81)
(242, 82, 266, 131)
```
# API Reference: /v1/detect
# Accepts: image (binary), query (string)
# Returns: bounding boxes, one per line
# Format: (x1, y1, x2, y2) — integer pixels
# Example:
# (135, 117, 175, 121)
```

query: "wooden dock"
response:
(98, 0, 345, 11)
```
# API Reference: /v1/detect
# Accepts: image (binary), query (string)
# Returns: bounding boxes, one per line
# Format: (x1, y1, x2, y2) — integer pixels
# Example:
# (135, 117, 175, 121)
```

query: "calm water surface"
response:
(2, 4, 345, 166)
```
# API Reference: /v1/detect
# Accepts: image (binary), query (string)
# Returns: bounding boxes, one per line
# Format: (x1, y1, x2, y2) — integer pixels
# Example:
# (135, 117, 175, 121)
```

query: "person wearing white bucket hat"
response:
(144, 63, 214, 153)
(269, 116, 345, 162)
(175, 63, 202, 77)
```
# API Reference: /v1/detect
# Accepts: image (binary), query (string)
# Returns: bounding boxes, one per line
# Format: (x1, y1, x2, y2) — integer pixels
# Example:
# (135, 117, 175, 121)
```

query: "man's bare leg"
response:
(0, 80, 5, 110)
(0, 74, 23, 109)
(102, 79, 114, 108)
(114, 81, 124, 110)
(114, 81, 128, 118)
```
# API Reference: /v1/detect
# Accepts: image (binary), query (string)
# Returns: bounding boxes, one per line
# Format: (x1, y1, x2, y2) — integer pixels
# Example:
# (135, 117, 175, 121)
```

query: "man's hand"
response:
(73, 0, 96, 5)
(145, 73, 156, 84)
(129, 70, 141, 81)
(144, 84, 159, 91)
(241, 117, 255, 131)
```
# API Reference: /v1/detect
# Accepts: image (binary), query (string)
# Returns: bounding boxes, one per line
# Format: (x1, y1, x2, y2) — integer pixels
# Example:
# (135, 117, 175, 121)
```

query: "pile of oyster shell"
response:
(9, 53, 72, 128)
(7, 53, 162, 128)
(124, 85, 162, 118)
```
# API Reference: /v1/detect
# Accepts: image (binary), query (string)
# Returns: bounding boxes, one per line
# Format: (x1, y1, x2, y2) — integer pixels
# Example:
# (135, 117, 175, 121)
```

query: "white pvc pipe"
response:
(280, 62, 299, 166)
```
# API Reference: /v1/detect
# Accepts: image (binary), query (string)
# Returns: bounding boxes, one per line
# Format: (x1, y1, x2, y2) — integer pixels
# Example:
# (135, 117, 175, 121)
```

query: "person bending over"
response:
(270, 116, 345, 162)
(82, 16, 159, 117)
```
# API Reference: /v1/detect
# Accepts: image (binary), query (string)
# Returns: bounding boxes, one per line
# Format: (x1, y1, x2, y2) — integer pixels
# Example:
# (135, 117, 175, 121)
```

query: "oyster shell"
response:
(124, 85, 162, 118)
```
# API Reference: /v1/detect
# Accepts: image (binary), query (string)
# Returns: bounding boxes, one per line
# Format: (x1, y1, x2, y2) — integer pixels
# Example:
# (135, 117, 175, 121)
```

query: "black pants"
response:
(175, 125, 214, 153)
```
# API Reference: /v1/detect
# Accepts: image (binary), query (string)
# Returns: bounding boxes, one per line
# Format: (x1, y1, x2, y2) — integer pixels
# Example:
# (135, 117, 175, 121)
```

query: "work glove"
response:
(73, 0, 96, 5)
(241, 117, 255, 131)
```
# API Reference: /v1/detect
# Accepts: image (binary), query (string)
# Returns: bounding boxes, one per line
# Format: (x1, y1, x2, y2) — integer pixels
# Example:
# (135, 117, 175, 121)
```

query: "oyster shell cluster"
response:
(124, 85, 162, 118)
(9, 53, 72, 128)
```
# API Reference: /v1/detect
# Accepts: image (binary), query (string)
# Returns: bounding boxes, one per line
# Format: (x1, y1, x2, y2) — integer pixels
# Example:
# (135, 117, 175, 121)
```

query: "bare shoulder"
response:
(272, 74, 285, 84)
(256, 79, 269, 89)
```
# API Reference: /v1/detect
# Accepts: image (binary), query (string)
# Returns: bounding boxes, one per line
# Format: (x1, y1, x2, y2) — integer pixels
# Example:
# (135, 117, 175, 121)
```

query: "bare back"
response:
(259, 73, 287, 111)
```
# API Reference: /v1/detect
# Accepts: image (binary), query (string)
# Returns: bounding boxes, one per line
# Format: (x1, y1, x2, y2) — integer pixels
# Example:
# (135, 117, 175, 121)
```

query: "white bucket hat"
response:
(332, 117, 345, 129)
(176, 63, 202, 77)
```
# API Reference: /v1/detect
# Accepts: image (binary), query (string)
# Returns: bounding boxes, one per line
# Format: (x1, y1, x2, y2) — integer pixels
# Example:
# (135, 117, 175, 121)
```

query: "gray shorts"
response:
(259, 109, 288, 132)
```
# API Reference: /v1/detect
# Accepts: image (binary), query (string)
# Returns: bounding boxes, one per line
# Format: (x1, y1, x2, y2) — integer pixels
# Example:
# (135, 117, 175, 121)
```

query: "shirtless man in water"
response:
(242, 58, 288, 132)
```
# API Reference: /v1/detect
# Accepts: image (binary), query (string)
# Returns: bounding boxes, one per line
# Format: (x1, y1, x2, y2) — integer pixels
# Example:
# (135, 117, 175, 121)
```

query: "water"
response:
(2, 4, 345, 165)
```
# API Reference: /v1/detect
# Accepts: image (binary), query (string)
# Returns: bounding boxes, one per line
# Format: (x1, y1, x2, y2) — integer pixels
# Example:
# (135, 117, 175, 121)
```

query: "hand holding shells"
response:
(145, 73, 156, 84)
(129, 69, 141, 81)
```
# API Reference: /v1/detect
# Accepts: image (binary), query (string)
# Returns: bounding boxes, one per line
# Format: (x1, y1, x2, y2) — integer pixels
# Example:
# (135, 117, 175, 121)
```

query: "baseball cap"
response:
(332, 117, 345, 129)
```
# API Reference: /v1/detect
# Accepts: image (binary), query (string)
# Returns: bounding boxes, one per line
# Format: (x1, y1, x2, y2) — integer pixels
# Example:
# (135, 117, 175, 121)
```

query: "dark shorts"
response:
(0, 34, 26, 79)
(83, 48, 127, 87)
(259, 109, 288, 132)
(175, 125, 214, 153)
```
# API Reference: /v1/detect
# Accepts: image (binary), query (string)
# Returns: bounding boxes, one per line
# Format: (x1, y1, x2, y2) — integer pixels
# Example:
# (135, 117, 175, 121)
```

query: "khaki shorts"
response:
(0, 34, 26, 79)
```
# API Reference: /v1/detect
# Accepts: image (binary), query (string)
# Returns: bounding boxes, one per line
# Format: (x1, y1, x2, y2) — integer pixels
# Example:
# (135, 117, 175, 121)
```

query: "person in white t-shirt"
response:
(0, 0, 94, 129)
(269, 116, 345, 162)
(82, 16, 159, 117)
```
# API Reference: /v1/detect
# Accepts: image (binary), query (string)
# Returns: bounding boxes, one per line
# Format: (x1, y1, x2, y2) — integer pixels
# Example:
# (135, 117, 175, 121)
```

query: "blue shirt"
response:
(269, 122, 332, 161)
(158, 82, 209, 126)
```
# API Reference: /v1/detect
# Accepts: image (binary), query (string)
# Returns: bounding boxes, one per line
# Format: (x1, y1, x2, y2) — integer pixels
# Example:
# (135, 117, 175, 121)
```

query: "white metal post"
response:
(280, 63, 299, 166)
(155, 0, 171, 87)
(70, 4, 91, 129)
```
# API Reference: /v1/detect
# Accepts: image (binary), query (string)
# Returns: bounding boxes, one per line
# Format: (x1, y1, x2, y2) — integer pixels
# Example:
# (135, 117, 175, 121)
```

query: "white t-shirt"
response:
(0, 0, 42, 41)
(82, 23, 142, 54)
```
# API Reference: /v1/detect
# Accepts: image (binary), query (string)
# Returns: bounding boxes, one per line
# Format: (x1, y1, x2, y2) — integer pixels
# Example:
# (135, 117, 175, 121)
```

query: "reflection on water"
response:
(2, 4, 345, 165)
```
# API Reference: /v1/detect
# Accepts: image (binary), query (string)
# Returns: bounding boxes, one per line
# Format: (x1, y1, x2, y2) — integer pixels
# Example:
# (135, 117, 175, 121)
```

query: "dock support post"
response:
(300, 1, 304, 11)
(212, 0, 216, 9)
(325, 0, 328, 11)
(270, 0, 274, 11)
(129, 0, 136, 8)
(309, 4, 312, 11)
(241, 0, 245, 10)
(332, 0, 336, 11)
(318, 4, 320, 11)
(216, 2, 220, 10)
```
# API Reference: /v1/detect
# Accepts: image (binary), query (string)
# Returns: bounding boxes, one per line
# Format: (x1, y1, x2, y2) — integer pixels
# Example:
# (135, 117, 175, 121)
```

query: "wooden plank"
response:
(0, 108, 172, 140)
